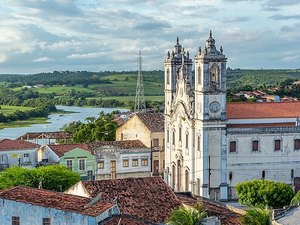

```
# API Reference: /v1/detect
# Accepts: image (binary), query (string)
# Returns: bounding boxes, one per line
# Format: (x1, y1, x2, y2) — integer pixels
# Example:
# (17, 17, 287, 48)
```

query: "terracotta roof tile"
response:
(0, 186, 114, 217)
(47, 143, 90, 157)
(176, 193, 242, 225)
(17, 131, 72, 140)
(82, 177, 181, 223)
(136, 113, 164, 132)
(86, 140, 146, 150)
(0, 139, 39, 151)
(227, 102, 300, 119)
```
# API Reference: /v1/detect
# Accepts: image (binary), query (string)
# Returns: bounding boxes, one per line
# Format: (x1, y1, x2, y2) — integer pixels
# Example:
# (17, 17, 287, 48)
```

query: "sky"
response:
(0, 0, 299, 73)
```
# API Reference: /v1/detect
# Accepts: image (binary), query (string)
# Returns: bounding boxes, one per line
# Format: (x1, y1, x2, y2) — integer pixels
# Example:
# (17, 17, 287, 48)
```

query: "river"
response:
(0, 105, 127, 139)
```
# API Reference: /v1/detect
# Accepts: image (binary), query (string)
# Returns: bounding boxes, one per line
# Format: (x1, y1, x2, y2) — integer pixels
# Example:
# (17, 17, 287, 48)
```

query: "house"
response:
(164, 33, 300, 200)
(0, 139, 39, 170)
(66, 177, 242, 224)
(65, 177, 182, 224)
(38, 144, 96, 180)
(116, 113, 165, 176)
(17, 131, 72, 145)
(0, 186, 119, 225)
(86, 140, 151, 180)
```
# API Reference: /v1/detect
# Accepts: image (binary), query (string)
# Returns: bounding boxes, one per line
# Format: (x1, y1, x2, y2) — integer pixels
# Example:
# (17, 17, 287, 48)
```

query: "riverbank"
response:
(0, 117, 48, 129)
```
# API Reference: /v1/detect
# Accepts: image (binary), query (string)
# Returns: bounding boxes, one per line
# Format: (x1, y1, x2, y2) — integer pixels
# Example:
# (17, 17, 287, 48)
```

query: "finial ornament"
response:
(167, 51, 170, 58)
(205, 47, 208, 54)
(209, 30, 212, 38)
(220, 46, 223, 54)
(187, 51, 189, 59)
(199, 46, 201, 54)
(181, 48, 185, 65)
(177, 36, 179, 44)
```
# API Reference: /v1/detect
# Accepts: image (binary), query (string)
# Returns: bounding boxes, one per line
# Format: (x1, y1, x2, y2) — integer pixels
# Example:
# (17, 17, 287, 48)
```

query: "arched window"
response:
(166, 68, 170, 84)
(185, 169, 189, 191)
(210, 64, 219, 83)
(179, 126, 182, 142)
(185, 132, 189, 148)
(172, 164, 176, 189)
(197, 135, 201, 152)
(262, 170, 266, 180)
(197, 66, 201, 84)
(172, 130, 175, 145)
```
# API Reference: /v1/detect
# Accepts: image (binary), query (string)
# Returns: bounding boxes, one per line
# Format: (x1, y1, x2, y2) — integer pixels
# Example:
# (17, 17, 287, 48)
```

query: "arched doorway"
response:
(177, 160, 182, 191)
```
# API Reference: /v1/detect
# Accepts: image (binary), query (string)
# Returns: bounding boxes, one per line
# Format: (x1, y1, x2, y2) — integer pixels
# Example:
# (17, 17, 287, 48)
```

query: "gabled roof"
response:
(135, 113, 164, 132)
(46, 143, 90, 157)
(176, 193, 243, 225)
(0, 139, 39, 151)
(227, 102, 300, 119)
(81, 177, 181, 223)
(17, 131, 72, 140)
(0, 186, 114, 217)
(86, 140, 147, 150)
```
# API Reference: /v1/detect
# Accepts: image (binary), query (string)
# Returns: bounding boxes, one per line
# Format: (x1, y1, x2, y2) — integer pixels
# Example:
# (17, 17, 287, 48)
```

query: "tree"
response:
(290, 190, 300, 206)
(0, 165, 80, 192)
(166, 204, 207, 225)
(235, 180, 293, 208)
(241, 208, 271, 225)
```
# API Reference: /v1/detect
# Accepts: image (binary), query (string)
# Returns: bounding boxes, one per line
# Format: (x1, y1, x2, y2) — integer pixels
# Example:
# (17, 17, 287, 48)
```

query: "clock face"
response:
(209, 101, 220, 113)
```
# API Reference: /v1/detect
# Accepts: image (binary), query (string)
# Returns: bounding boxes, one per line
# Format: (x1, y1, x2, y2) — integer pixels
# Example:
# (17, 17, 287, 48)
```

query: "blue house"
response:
(0, 186, 120, 225)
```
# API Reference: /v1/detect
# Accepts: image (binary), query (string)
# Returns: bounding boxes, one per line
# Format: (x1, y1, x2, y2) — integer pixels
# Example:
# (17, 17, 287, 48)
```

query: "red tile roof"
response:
(86, 140, 146, 150)
(176, 193, 243, 225)
(227, 122, 295, 129)
(0, 139, 39, 151)
(0, 186, 114, 217)
(227, 102, 300, 119)
(17, 131, 72, 140)
(47, 143, 90, 157)
(100, 215, 151, 225)
(81, 177, 181, 223)
(136, 113, 164, 132)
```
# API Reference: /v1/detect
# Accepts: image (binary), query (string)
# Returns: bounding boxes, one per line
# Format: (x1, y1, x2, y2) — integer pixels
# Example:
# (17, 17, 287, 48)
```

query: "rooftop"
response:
(0, 186, 114, 217)
(227, 102, 300, 119)
(0, 139, 39, 151)
(86, 140, 147, 150)
(136, 113, 164, 132)
(47, 143, 90, 157)
(81, 177, 181, 223)
(17, 131, 72, 140)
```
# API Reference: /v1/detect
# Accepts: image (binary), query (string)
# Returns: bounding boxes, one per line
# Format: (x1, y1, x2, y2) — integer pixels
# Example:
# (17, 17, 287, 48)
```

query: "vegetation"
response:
(235, 179, 294, 208)
(241, 208, 271, 225)
(290, 190, 300, 206)
(62, 111, 118, 143)
(0, 165, 80, 192)
(166, 204, 207, 225)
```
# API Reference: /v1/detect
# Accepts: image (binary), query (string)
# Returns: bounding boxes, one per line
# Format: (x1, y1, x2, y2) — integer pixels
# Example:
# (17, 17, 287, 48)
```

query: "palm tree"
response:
(241, 208, 271, 225)
(166, 203, 207, 225)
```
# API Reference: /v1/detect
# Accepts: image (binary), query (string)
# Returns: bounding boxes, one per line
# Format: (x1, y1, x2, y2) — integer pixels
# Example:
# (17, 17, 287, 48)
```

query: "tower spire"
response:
(134, 50, 146, 112)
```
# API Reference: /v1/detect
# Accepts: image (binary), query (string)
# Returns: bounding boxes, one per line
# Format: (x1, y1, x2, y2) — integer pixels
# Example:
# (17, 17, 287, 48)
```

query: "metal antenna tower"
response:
(134, 50, 146, 112)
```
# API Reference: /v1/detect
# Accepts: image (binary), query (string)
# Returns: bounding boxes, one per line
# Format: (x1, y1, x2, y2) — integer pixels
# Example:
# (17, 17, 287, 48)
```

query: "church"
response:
(163, 31, 300, 201)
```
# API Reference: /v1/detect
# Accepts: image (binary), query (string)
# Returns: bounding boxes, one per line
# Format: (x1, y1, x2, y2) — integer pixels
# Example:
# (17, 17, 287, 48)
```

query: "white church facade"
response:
(164, 32, 300, 201)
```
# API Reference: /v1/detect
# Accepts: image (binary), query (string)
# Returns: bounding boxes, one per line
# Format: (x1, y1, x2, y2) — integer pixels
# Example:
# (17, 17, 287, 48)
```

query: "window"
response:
(87, 170, 93, 180)
(141, 158, 148, 166)
(167, 130, 169, 143)
(229, 141, 237, 153)
(66, 160, 73, 170)
(185, 169, 189, 191)
(78, 159, 85, 171)
(23, 153, 29, 158)
(229, 172, 233, 182)
(197, 66, 201, 84)
(166, 68, 170, 84)
(97, 161, 104, 169)
(12, 216, 20, 225)
(295, 139, 300, 150)
(43, 218, 51, 225)
(153, 139, 159, 147)
(262, 170, 266, 180)
(274, 140, 281, 151)
(123, 159, 129, 167)
(132, 159, 138, 167)
(179, 127, 182, 142)
(197, 135, 201, 151)
(110, 161, 116, 179)
(172, 130, 175, 145)
(185, 133, 189, 148)
(252, 140, 259, 152)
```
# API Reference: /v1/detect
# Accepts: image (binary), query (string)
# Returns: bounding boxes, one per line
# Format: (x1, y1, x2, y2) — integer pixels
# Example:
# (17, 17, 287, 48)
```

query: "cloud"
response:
(270, 14, 300, 20)
(264, 0, 300, 7)
(33, 57, 53, 62)
(67, 52, 104, 59)
(223, 16, 251, 23)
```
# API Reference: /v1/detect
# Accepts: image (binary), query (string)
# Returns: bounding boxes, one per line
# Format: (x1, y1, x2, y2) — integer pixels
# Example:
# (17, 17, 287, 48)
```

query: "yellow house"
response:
(116, 113, 164, 176)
